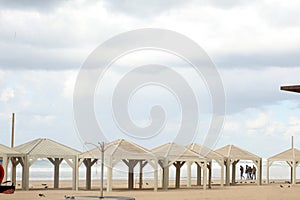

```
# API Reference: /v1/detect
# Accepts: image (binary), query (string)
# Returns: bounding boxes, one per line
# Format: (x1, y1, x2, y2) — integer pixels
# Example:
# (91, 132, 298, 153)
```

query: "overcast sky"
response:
(0, 0, 300, 158)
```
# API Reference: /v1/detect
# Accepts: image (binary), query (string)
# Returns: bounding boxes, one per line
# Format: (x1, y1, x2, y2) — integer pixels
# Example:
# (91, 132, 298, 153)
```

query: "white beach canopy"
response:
(215, 144, 262, 186)
(80, 139, 158, 192)
(13, 138, 80, 190)
(0, 144, 23, 183)
(267, 147, 300, 185)
(152, 143, 210, 190)
(187, 143, 225, 187)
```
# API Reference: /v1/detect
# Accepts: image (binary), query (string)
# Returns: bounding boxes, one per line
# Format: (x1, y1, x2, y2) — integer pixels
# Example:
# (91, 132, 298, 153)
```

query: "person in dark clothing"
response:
(240, 165, 245, 179)
(248, 166, 253, 179)
(252, 165, 256, 180)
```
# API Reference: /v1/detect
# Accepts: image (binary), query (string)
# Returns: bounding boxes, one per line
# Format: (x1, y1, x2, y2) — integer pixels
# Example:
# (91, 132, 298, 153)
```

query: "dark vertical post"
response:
(208, 162, 212, 188)
(139, 161, 143, 189)
(196, 163, 201, 186)
(100, 142, 104, 198)
(11, 113, 15, 148)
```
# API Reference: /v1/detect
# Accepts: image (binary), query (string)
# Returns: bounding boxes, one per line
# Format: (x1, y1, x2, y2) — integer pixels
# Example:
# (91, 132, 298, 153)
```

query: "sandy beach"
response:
(1, 181, 300, 200)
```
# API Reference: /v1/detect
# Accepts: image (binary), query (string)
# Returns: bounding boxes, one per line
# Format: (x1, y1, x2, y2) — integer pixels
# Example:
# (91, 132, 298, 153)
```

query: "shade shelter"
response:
(215, 145, 262, 186)
(187, 143, 225, 187)
(13, 138, 80, 190)
(152, 143, 210, 190)
(267, 147, 300, 185)
(0, 144, 23, 183)
(82, 139, 158, 192)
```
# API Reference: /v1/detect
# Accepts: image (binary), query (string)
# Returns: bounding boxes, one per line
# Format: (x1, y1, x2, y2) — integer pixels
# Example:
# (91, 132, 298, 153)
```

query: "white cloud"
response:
(31, 114, 55, 125)
(223, 121, 240, 132)
(246, 113, 269, 129)
(284, 117, 300, 136)
(0, 88, 15, 102)
(0, 0, 300, 153)
(62, 70, 77, 100)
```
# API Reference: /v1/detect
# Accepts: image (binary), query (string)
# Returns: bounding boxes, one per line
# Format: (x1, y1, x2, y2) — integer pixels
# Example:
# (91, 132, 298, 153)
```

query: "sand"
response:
(1, 181, 300, 200)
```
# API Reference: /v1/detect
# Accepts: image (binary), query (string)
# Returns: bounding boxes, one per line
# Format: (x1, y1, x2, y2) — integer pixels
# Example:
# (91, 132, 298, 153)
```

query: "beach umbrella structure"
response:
(152, 143, 210, 190)
(0, 144, 23, 183)
(215, 145, 262, 186)
(13, 138, 80, 190)
(80, 139, 159, 192)
(187, 143, 225, 187)
(267, 147, 300, 185)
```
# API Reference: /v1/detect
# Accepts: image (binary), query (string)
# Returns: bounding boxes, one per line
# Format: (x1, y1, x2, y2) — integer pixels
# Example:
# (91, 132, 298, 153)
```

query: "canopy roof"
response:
(81, 139, 156, 161)
(14, 138, 80, 158)
(215, 145, 260, 161)
(281, 85, 300, 93)
(0, 144, 22, 157)
(268, 148, 300, 161)
(187, 143, 224, 160)
(152, 143, 208, 162)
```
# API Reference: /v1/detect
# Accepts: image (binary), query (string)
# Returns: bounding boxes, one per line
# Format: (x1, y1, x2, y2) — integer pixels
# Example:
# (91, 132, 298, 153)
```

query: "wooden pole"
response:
(11, 113, 15, 148)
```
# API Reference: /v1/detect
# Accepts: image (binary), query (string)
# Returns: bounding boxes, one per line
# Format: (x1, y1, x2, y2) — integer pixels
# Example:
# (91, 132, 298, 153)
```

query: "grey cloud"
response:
(220, 67, 300, 114)
(103, 0, 187, 18)
(0, 42, 87, 70)
(213, 50, 300, 68)
(0, 0, 68, 12)
(204, 0, 257, 9)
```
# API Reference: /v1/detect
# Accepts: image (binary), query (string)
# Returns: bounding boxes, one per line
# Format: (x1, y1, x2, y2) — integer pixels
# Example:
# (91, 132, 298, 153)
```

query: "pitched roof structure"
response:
(187, 143, 224, 160)
(268, 148, 300, 161)
(215, 144, 260, 161)
(0, 144, 22, 157)
(152, 143, 208, 162)
(81, 139, 156, 161)
(14, 138, 80, 158)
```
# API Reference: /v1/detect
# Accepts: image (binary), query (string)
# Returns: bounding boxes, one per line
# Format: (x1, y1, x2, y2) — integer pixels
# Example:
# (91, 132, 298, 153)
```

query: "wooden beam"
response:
(83, 158, 98, 190)
(48, 158, 63, 189)
(196, 162, 201, 186)
(281, 85, 300, 93)
(173, 161, 185, 188)
(122, 160, 139, 189)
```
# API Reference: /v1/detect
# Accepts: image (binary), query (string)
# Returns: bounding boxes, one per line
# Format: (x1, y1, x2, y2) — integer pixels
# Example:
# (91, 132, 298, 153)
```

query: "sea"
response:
(4, 159, 299, 181)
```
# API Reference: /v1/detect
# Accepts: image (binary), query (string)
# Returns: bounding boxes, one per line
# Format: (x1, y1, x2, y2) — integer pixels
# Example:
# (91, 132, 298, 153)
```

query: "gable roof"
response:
(187, 143, 224, 160)
(81, 139, 156, 161)
(215, 144, 260, 161)
(14, 138, 80, 158)
(152, 143, 208, 162)
(0, 144, 22, 157)
(268, 148, 300, 161)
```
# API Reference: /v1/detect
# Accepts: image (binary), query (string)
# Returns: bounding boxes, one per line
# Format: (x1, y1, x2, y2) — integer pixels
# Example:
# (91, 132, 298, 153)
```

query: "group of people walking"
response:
(240, 165, 256, 180)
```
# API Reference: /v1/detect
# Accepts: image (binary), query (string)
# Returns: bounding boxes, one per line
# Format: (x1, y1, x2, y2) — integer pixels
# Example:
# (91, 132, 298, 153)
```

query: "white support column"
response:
(160, 168, 163, 187)
(220, 159, 224, 187)
(187, 161, 192, 187)
(153, 161, 158, 192)
(202, 162, 207, 190)
(75, 156, 79, 191)
(66, 156, 79, 191)
(292, 160, 296, 185)
(163, 159, 169, 190)
(267, 160, 270, 184)
(107, 166, 113, 192)
(256, 159, 262, 186)
(24, 155, 30, 191)
(2, 155, 8, 182)
(226, 159, 231, 186)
